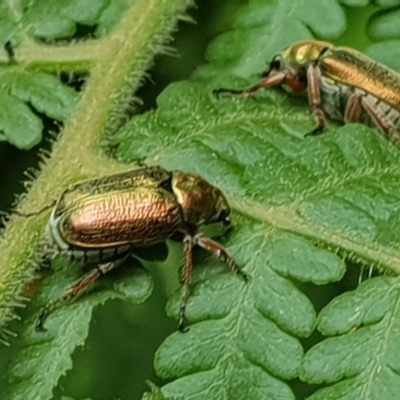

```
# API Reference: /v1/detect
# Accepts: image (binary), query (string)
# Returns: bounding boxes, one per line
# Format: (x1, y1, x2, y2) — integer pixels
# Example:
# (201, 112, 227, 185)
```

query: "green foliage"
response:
(1, 0, 134, 42)
(1, 262, 152, 400)
(114, 0, 400, 399)
(0, 70, 77, 148)
(2, 0, 400, 399)
(0, 0, 137, 149)
(301, 277, 400, 400)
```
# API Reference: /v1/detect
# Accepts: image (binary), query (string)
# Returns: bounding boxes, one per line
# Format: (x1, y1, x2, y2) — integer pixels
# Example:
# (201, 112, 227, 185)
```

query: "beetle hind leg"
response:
(346, 93, 400, 147)
(36, 256, 127, 331)
(178, 236, 194, 332)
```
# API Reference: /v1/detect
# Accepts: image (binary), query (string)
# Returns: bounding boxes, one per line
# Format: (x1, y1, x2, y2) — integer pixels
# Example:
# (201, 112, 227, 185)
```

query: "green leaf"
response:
(0, 0, 135, 43)
(375, 0, 400, 7)
(1, 261, 152, 400)
(23, 0, 109, 39)
(368, 9, 400, 41)
(61, 397, 96, 400)
(301, 277, 400, 400)
(7, 71, 78, 120)
(0, 94, 42, 149)
(3, 0, 400, 398)
(96, 0, 136, 37)
(196, 0, 346, 80)
(111, 1, 400, 398)
(366, 40, 400, 71)
(0, 2, 82, 149)
(0, 3, 19, 45)
(0, 70, 78, 149)
(142, 383, 176, 400)
(152, 225, 344, 400)
(339, 0, 369, 6)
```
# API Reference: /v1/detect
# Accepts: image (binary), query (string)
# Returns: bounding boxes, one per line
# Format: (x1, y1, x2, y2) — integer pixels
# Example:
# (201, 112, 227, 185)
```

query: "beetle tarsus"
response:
(178, 301, 190, 333)
(36, 308, 50, 332)
(178, 319, 190, 333)
(134, 157, 148, 168)
(4, 41, 15, 63)
(305, 123, 326, 137)
(237, 269, 249, 282)
(213, 87, 247, 98)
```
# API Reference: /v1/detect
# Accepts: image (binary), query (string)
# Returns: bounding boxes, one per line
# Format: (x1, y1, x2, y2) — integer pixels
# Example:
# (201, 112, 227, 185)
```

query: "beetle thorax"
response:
(171, 171, 231, 227)
(283, 40, 333, 67)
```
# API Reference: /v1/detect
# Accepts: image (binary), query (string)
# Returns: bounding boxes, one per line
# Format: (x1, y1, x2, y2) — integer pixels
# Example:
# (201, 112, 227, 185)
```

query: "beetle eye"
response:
(270, 55, 282, 70)
(218, 209, 231, 225)
(222, 216, 231, 226)
(261, 55, 282, 77)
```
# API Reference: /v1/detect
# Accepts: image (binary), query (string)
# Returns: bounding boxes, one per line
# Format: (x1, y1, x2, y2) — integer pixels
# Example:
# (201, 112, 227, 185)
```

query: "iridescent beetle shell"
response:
(214, 40, 400, 146)
(20, 166, 246, 331)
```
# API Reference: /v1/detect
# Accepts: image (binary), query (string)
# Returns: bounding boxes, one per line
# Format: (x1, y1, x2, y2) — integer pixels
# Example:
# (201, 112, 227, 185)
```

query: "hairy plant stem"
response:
(0, 0, 193, 333)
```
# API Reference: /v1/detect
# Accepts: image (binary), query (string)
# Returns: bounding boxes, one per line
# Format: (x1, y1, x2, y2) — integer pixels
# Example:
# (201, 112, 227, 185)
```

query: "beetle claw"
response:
(239, 269, 250, 283)
(35, 310, 49, 332)
(178, 317, 190, 333)
(133, 157, 148, 168)
(213, 88, 245, 98)
(305, 124, 326, 137)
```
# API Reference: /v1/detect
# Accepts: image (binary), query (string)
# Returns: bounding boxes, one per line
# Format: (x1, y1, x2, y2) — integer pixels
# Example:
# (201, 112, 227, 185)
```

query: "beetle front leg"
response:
(213, 71, 287, 98)
(177, 233, 247, 332)
(36, 256, 127, 331)
(193, 233, 248, 281)
(305, 64, 327, 137)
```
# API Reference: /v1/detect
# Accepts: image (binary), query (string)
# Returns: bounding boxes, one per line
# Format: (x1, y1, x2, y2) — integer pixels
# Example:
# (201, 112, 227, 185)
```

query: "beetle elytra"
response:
(19, 166, 247, 331)
(214, 40, 400, 146)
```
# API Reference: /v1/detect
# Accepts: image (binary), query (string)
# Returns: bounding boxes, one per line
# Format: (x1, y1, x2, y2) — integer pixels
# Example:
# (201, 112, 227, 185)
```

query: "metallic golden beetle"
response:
(214, 40, 400, 146)
(19, 166, 247, 331)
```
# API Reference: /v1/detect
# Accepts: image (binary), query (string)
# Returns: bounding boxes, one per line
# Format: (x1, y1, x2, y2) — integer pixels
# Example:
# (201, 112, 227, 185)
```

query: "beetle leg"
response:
(213, 71, 287, 98)
(178, 235, 194, 332)
(177, 233, 247, 331)
(344, 93, 364, 124)
(4, 41, 15, 63)
(305, 64, 327, 137)
(36, 256, 127, 331)
(15, 199, 57, 218)
(193, 233, 248, 281)
(346, 93, 400, 147)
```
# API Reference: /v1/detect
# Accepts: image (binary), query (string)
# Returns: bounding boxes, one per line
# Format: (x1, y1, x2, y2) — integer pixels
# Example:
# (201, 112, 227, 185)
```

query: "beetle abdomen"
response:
(319, 78, 350, 123)
(360, 93, 400, 133)
(319, 78, 400, 134)
(52, 187, 181, 249)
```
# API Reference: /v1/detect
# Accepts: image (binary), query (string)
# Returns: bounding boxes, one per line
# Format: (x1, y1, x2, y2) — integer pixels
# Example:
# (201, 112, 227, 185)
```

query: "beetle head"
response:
(171, 171, 231, 228)
(261, 40, 333, 93)
(282, 40, 332, 68)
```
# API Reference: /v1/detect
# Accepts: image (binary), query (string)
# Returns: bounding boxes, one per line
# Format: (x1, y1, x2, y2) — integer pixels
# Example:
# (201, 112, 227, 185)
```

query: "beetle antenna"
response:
(213, 71, 287, 99)
(15, 200, 57, 218)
